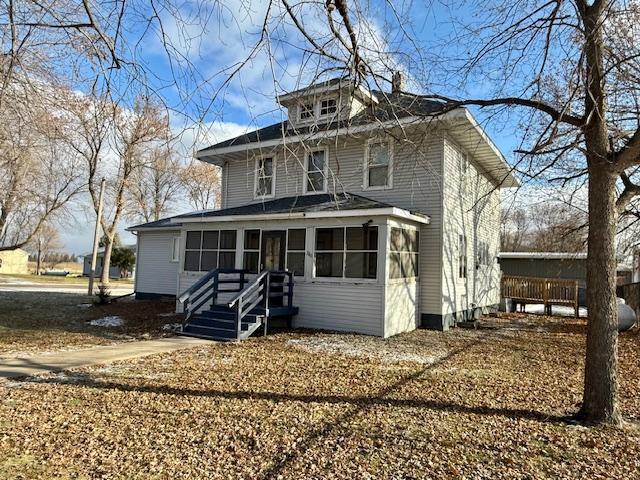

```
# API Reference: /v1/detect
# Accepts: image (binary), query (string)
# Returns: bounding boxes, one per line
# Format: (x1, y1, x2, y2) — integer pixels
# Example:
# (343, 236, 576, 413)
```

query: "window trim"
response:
(313, 225, 379, 281)
(253, 155, 276, 200)
(363, 137, 394, 191)
(303, 147, 330, 195)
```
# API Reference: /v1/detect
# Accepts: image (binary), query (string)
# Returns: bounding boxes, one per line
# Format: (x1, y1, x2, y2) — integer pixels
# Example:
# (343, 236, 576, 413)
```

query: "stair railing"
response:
(178, 268, 251, 328)
(228, 270, 270, 337)
(177, 268, 220, 327)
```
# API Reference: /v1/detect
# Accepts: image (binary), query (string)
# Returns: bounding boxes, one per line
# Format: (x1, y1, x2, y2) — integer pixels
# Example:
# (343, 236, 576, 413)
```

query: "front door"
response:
(261, 230, 286, 272)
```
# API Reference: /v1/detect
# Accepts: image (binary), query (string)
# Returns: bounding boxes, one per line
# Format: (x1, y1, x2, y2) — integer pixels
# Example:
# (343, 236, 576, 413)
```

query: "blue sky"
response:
(62, 0, 523, 256)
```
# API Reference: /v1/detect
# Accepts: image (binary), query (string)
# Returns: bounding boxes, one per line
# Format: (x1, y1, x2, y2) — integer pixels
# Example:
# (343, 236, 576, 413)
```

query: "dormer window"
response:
(320, 98, 337, 117)
(254, 156, 275, 198)
(298, 103, 314, 121)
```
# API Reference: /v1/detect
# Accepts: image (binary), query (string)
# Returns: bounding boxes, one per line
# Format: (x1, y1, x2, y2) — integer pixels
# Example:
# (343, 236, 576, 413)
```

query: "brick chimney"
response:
(391, 71, 404, 93)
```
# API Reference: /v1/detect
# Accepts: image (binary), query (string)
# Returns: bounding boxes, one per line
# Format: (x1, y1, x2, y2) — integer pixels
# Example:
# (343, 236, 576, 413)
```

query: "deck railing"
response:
(501, 275, 579, 317)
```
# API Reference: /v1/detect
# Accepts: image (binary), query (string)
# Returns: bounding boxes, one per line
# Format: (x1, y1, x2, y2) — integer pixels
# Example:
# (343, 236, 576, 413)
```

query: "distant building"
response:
(0, 248, 29, 274)
(83, 245, 136, 279)
(500, 252, 632, 286)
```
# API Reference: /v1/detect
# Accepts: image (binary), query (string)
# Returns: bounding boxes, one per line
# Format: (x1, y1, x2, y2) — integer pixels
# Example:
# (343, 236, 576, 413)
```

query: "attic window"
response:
(320, 98, 337, 116)
(299, 103, 314, 121)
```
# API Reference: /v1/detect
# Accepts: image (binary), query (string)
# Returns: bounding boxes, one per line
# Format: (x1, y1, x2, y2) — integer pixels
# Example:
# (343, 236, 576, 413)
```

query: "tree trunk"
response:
(580, 163, 621, 425)
(100, 235, 114, 285)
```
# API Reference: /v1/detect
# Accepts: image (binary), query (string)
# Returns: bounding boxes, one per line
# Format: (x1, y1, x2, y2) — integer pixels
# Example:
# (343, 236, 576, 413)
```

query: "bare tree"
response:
(180, 161, 222, 211)
(271, 0, 638, 426)
(28, 223, 63, 273)
(126, 145, 182, 222)
(501, 207, 528, 252)
(0, 82, 82, 251)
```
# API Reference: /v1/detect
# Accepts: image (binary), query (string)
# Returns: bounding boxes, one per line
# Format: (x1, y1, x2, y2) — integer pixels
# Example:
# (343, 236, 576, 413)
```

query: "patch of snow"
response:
(88, 316, 124, 327)
(287, 335, 446, 365)
(523, 304, 588, 317)
(77, 303, 93, 309)
(158, 312, 177, 318)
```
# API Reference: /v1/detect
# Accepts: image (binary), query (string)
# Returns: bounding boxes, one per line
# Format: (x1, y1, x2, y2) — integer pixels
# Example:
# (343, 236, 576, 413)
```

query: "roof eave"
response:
(175, 207, 430, 225)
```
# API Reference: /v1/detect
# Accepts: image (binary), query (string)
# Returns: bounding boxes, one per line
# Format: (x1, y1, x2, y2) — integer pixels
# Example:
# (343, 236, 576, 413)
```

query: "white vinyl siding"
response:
(441, 136, 501, 322)
(293, 282, 384, 336)
(385, 281, 419, 337)
(135, 231, 180, 296)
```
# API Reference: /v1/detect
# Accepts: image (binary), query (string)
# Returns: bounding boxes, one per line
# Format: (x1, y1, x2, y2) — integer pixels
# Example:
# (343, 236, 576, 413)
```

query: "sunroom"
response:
(130, 193, 429, 338)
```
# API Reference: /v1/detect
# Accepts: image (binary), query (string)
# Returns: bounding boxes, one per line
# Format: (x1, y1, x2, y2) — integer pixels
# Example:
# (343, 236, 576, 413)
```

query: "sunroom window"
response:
(286, 229, 306, 276)
(184, 230, 237, 272)
(315, 226, 378, 279)
(389, 227, 419, 279)
(243, 229, 260, 274)
(255, 156, 275, 198)
(365, 139, 392, 188)
(305, 149, 328, 193)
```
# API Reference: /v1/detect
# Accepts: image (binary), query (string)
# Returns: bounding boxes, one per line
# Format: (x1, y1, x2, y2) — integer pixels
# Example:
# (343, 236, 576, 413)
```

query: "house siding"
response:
(293, 282, 384, 336)
(441, 136, 501, 327)
(384, 281, 419, 337)
(135, 231, 180, 296)
(219, 130, 446, 324)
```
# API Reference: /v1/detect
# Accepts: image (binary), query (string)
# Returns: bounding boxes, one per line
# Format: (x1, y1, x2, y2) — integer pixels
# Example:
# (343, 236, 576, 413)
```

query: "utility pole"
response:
(88, 178, 106, 296)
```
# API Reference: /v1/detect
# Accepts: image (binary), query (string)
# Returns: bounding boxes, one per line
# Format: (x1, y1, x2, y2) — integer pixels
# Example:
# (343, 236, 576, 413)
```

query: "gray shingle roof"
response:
(127, 193, 420, 231)
(198, 91, 444, 152)
(177, 193, 394, 219)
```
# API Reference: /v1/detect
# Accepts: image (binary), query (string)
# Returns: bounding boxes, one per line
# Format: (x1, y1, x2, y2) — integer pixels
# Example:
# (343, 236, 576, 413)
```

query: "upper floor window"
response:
(184, 230, 237, 272)
(298, 103, 314, 121)
(364, 138, 393, 189)
(254, 156, 275, 198)
(320, 98, 337, 117)
(304, 148, 328, 194)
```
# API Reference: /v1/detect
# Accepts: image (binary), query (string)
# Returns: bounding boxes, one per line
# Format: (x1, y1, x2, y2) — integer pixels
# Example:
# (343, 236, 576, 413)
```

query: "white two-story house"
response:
(128, 75, 518, 339)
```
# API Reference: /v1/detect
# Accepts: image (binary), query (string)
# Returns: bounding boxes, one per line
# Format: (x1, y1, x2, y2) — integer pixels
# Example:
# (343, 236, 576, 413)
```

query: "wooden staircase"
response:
(177, 269, 298, 341)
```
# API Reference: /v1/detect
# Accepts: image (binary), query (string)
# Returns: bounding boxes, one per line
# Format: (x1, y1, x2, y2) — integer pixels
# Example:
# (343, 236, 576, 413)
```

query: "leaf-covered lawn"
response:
(0, 292, 179, 356)
(1, 316, 639, 479)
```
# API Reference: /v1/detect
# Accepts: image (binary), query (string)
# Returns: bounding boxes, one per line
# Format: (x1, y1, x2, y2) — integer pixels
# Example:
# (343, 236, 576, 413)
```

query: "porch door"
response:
(261, 230, 286, 307)
(260, 230, 286, 271)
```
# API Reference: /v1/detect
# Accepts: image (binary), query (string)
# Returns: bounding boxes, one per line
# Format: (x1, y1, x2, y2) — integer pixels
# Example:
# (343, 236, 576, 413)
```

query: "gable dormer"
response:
(277, 77, 378, 129)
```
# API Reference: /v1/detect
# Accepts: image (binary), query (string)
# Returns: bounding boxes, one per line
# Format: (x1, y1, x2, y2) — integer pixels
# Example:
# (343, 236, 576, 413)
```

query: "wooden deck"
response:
(501, 275, 579, 317)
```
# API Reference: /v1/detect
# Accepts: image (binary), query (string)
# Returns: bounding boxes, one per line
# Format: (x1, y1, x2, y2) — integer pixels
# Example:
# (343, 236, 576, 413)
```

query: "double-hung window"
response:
(365, 138, 393, 189)
(304, 149, 328, 193)
(184, 230, 237, 272)
(458, 234, 468, 279)
(255, 156, 275, 198)
(315, 226, 378, 279)
(390, 227, 419, 279)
